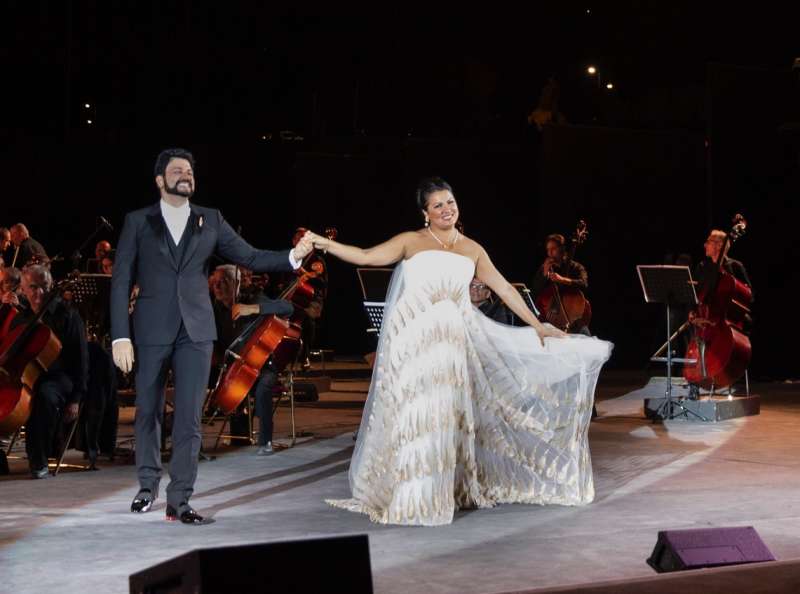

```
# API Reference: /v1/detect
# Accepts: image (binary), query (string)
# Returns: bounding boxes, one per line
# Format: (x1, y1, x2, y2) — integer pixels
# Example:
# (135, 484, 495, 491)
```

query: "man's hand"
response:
(291, 232, 315, 261)
(548, 271, 571, 285)
(232, 303, 260, 320)
(63, 403, 80, 423)
(112, 340, 135, 373)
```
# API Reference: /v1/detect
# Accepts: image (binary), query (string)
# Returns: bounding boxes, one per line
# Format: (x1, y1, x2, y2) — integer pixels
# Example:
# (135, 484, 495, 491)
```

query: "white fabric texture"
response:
(159, 199, 191, 245)
(327, 250, 613, 526)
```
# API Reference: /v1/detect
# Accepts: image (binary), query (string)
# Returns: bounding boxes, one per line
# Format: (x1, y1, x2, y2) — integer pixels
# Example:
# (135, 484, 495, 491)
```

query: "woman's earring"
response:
(424, 217, 430, 227)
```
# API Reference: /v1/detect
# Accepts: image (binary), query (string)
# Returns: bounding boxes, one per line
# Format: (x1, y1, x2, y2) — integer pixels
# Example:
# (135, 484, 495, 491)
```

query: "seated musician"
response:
(210, 265, 293, 456)
(469, 277, 514, 325)
(0, 227, 12, 263)
(529, 233, 591, 336)
(14, 265, 88, 478)
(274, 227, 327, 369)
(9, 224, 49, 268)
(694, 229, 753, 303)
(1, 266, 22, 306)
(686, 230, 754, 398)
(86, 240, 113, 274)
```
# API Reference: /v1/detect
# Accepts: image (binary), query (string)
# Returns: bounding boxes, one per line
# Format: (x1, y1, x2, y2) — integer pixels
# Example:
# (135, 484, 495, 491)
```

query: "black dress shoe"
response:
(166, 503, 207, 524)
(130, 489, 155, 513)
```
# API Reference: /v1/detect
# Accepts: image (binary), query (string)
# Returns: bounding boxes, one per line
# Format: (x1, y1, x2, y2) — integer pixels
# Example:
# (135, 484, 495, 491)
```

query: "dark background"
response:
(2, 3, 799, 378)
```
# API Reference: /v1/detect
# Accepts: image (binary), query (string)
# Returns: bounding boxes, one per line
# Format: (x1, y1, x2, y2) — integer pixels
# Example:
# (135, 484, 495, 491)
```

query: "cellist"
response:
(529, 233, 591, 336)
(686, 229, 754, 398)
(210, 265, 293, 456)
(693, 230, 753, 303)
(10, 265, 88, 478)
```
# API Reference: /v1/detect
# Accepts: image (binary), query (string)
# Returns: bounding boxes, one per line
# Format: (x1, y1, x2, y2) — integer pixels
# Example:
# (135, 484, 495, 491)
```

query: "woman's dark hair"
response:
(545, 233, 566, 248)
(416, 177, 453, 211)
(154, 148, 195, 178)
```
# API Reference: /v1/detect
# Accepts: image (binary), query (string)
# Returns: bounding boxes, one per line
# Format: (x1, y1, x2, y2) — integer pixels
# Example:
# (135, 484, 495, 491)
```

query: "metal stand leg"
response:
(288, 370, 297, 447)
(653, 303, 708, 422)
(213, 416, 228, 450)
(212, 400, 256, 450)
(53, 416, 81, 477)
(6, 427, 21, 455)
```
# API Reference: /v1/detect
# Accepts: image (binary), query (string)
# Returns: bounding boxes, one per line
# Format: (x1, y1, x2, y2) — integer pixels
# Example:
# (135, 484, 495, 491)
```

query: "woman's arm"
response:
(475, 246, 566, 341)
(309, 232, 416, 267)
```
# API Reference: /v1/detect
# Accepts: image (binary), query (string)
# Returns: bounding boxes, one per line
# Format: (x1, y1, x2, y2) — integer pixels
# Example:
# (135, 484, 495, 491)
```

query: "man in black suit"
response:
(9, 223, 49, 268)
(15, 265, 88, 478)
(111, 148, 312, 524)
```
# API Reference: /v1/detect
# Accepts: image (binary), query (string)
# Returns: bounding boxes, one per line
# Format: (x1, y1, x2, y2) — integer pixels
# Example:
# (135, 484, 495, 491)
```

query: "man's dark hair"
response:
(416, 177, 453, 211)
(154, 148, 195, 178)
(546, 234, 566, 248)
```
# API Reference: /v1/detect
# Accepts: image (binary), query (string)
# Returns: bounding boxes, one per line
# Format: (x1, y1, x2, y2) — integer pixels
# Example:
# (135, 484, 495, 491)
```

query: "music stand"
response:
(511, 282, 541, 321)
(637, 265, 706, 421)
(356, 267, 394, 340)
(70, 274, 111, 338)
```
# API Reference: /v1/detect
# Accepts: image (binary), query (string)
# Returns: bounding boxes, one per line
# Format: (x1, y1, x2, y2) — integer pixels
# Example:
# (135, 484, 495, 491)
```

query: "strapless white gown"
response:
(327, 250, 613, 526)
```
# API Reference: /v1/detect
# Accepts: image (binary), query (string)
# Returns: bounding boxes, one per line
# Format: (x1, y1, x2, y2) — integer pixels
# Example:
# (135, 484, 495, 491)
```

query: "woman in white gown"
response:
(309, 178, 612, 526)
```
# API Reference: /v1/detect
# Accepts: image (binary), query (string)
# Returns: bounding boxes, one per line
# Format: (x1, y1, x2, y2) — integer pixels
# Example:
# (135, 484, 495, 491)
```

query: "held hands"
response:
(112, 340, 135, 374)
(291, 231, 315, 261)
(306, 231, 331, 251)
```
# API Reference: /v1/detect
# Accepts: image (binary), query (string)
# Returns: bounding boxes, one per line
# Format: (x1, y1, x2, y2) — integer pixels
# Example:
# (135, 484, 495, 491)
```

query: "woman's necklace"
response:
(428, 226, 459, 250)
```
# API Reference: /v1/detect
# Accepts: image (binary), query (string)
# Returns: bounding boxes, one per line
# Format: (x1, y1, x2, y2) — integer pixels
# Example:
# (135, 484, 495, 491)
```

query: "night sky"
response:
(2, 3, 799, 377)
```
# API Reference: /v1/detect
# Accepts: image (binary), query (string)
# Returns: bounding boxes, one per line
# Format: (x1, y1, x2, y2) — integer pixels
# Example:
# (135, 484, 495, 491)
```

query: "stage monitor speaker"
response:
(130, 534, 372, 594)
(647, 526, 775, 573)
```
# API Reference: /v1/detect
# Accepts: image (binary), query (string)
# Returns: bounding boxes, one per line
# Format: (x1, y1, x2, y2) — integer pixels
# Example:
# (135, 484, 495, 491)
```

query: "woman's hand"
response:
(302, 231, 324, 250)
(537, 324, 567, 345)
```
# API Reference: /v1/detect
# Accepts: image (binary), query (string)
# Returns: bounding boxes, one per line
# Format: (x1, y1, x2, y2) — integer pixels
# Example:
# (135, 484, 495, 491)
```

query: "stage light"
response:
(84, 103, 91, 109)
(587, 66, 597, 75)
(606, 83, 614, 90)
(87, 119, 92, 124)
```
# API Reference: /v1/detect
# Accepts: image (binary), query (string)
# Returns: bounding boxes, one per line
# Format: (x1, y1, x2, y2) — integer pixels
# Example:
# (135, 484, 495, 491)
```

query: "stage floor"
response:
(2, 371, 800, 594)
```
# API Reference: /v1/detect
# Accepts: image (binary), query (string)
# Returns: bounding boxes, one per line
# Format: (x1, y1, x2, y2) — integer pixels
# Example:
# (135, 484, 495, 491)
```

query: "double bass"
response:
(0, 273, 80, 435)
(683, 215, 752, 389)
(535, 220, 592, 332)
(208, 230, 335, 415)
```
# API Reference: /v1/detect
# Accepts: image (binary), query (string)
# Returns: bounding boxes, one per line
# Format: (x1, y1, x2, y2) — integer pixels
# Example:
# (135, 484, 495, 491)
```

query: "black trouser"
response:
(134, 323, 213, 509)
(300, 318, 316, 362)
(26, 371, 73, 472)
(253, 369, 279, 446)
(79, 342, 118, 462)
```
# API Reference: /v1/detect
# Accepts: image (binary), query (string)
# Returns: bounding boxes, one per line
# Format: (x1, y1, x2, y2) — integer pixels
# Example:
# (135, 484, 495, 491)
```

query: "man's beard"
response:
(166, 179, 194, 198)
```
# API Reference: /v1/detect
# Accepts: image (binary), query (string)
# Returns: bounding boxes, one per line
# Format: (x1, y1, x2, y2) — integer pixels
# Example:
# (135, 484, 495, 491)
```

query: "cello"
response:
(535, 220, 592, 332)
(683, 215, 752, 389)
(0, 272, 81, 435)
(208, 229, 335, 415)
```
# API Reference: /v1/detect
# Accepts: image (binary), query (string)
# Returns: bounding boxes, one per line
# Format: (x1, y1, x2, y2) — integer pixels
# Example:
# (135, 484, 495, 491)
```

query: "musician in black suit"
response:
(111, 148, 313, 524)
(529, 233, 590, 337)
(15, 265, 88, 478)
(9, 224, 49, 268)
(210, 264, 293, 456)
(469, 277, 514, 325)
(694, 229, 753, 300)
